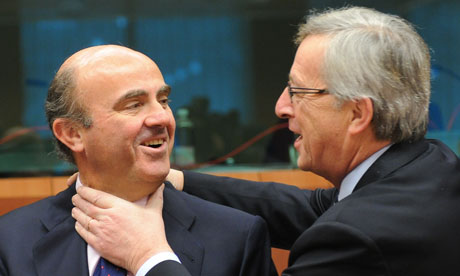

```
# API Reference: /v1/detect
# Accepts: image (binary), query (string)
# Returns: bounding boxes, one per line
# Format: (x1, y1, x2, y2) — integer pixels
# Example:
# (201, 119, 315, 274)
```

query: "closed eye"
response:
(125, 101, 144, 109)
(159, 97, 171, 108)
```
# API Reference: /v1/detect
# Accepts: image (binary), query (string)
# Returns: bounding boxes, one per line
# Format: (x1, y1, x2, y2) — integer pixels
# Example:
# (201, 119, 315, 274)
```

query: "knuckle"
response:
(96, 240, 105, 252)
(92, 194, 102, 205)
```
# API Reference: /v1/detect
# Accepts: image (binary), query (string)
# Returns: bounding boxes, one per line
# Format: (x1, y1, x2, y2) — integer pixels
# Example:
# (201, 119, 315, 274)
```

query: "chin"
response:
(297, 163, 307, 171)
(296, 157, 310, 172)
(138, 158, 170, 176)
(144, 166, 169, 181)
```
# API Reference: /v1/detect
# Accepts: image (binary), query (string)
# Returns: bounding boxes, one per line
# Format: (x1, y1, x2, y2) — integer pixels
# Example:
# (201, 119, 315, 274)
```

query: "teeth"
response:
(143, 139, 164, 146)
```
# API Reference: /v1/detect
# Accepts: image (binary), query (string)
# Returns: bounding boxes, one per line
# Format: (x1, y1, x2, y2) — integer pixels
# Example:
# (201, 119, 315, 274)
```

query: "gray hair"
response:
(296, 7, 431, 143)
(45, 66, 92, 164)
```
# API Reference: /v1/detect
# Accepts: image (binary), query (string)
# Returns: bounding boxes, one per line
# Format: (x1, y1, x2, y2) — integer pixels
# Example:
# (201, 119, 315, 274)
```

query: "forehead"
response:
(290, 35, 329, 86)
(73, 49, 165, 100)
(76, 47, 161, 79)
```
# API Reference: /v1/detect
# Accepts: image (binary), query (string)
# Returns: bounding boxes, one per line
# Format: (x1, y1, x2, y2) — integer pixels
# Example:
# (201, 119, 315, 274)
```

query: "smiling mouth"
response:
(142, 139, 165, 149)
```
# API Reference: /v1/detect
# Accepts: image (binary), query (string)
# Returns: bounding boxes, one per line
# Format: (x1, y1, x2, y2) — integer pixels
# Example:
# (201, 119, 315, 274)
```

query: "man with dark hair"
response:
(0, 45, 275, 276)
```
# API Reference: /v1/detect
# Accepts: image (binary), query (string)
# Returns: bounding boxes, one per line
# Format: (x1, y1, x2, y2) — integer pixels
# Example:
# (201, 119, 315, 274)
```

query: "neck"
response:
(77, 165, 161, 202)
(327, 137, 391, 188)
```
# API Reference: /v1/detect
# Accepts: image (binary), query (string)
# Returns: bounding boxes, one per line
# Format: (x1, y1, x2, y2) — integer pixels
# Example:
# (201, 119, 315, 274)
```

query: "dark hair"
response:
(45, 66, 92, 164)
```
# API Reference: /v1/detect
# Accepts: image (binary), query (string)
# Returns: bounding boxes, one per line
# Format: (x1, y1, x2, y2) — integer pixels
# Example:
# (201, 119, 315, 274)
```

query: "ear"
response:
(52, 118, 85, 153)
(348, 97, 374, 135)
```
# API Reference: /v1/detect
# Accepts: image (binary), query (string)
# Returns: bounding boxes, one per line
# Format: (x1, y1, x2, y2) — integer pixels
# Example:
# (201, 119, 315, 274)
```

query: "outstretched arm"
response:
(181, 170, 325, 249)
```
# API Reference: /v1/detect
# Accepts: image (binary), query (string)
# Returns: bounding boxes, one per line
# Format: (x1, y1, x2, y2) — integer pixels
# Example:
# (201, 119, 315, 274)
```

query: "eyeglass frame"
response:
(287, 83, 328, 102)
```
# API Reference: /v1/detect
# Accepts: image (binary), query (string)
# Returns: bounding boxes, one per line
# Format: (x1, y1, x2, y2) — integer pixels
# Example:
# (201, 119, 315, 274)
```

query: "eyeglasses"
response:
(287, 83, 328, 102)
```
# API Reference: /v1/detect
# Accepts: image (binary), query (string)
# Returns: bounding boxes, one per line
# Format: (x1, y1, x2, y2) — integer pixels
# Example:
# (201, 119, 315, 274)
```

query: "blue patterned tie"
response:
(93, 257, 126, 276)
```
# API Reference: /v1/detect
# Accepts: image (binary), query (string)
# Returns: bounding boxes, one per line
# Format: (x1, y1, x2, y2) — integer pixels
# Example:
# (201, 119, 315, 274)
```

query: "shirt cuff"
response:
(135, 252, 181, 276)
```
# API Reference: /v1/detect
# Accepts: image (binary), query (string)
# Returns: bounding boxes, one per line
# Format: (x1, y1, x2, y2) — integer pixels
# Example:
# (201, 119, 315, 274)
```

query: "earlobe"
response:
(348, 98, 374, 135)
(52, 118, 85, 152)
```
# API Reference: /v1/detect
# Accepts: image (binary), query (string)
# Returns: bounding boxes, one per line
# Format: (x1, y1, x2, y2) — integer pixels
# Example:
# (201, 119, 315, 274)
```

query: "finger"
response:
(76, 186, 118, 209)
(72, 194, 104, 219)
(72, 206, 95, 232)
(67, 172, 79, 187)
(166, 169, 184, 191)
(75, 220, 99, 247)
(146, 184, 165, 211)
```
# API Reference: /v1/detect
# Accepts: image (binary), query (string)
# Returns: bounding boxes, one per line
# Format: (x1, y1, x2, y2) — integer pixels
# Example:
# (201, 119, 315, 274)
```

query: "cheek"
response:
(168, 134, 175, 155)
(169, 115, 176, 137)
(295, 104, 316, 131)
(107, 122, 136, 141)
(91, 120, 138, 149)
(168, 113, 176, 154)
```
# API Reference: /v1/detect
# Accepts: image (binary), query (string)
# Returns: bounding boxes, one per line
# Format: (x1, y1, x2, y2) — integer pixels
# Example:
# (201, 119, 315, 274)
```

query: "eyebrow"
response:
(114, 85, 172, 106)
(118, 89, 148, 102)
(158, 84, 171, 96)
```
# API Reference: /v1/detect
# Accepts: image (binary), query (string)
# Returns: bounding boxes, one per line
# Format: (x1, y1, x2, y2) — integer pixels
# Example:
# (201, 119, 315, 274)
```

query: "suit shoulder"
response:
(0, 185, 73, 230)
(0, 196, 55, 251)
(0, 196, 53, 223)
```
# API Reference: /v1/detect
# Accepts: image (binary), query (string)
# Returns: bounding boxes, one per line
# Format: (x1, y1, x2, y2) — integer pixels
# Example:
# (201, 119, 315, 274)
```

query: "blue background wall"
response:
(1, 0, 459, 175)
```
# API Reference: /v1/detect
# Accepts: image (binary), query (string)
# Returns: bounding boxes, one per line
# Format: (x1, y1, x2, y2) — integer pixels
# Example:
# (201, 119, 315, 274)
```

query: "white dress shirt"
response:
(337, 144, 392, 201)
(75, 177, 181, 276)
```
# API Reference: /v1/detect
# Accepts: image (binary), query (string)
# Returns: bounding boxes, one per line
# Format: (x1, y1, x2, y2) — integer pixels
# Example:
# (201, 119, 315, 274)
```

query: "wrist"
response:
(133, 245, 174, 273)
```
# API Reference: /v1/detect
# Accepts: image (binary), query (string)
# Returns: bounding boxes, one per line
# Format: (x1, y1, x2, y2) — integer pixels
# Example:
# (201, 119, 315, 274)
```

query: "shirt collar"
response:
(75, 175, 148, 275)
(337, 144, 392, 201)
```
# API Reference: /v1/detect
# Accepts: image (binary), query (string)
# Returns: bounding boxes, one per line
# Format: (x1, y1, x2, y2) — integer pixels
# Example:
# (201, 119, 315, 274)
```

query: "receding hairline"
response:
(58, 45, 162, 104)
(59, 45, 153, 74)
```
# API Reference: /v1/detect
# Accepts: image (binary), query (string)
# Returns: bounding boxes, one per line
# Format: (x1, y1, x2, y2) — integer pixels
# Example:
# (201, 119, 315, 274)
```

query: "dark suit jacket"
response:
(178, 139, 460, 276)
(0, 182, 275, 276)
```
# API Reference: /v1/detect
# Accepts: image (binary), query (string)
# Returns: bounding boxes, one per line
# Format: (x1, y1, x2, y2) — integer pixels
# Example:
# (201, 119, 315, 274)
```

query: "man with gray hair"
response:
(71, 6, 460, 276)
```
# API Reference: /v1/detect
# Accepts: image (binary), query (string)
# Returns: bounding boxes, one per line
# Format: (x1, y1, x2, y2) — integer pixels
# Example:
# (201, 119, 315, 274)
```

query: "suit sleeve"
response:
(145, 260, 192, 276)
(182, 170, 334, 249)
(239, 216, 278, 276)
(0, 255, 6, 276)
(283, 222, 388, 276)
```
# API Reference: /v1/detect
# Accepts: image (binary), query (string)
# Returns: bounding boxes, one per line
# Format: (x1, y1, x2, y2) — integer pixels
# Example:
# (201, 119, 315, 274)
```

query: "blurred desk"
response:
(0, 167, 333, 275)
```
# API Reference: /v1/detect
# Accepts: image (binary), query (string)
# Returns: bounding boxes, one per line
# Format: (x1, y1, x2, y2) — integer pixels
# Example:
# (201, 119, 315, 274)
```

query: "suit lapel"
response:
(33, 184, 88, 276)
(354, 140, 428, 192)
(163, 182, 204, 276)
(32, 182, 204, 276)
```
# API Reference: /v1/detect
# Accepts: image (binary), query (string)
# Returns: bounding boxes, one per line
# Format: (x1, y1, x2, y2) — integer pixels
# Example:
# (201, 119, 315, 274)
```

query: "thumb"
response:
(146, 184, 165, 212)
(67, 172, 79, 187)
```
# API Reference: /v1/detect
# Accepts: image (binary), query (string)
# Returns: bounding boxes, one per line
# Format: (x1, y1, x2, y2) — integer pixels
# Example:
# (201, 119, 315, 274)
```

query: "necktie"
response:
(333, 189, 339, 203)
(93, 257, 127, 276)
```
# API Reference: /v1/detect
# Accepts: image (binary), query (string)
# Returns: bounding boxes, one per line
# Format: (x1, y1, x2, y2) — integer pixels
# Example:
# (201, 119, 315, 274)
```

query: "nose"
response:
(144, 103, 174, 128)
(275, 86, 294, 119)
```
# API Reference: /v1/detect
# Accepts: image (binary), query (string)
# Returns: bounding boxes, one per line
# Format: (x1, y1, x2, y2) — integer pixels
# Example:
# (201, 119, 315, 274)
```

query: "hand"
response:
(67, 172, 79, 186)
(71, 184, 173, 274)
(166, 169, 184, 191)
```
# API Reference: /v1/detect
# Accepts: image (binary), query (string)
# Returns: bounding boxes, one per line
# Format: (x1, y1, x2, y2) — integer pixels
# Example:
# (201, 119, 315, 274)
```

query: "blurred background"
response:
(1, 0, 459, 176)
